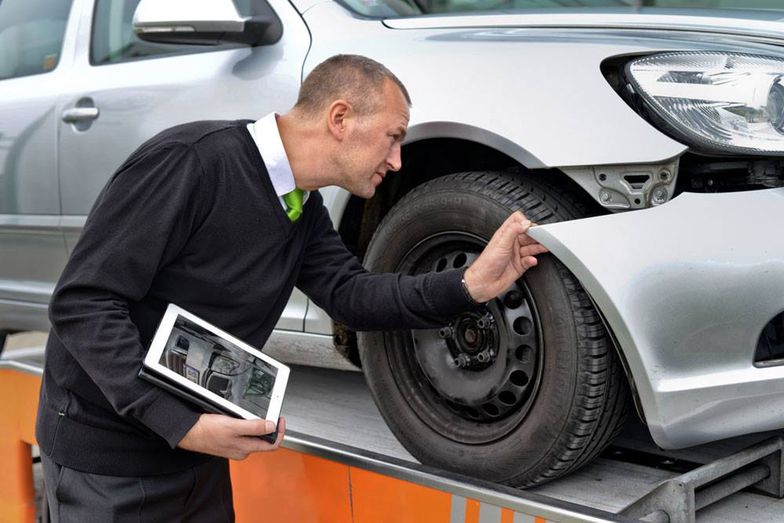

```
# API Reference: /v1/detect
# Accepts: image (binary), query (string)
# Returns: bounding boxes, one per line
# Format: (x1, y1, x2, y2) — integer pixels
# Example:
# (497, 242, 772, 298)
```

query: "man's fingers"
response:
(255, 420, 285, 451)
(242, 417, 287, 454)
(270, 417, 286, 449)
(520, 243, 549, 257)
(521, 255, 539, 271)
(233, 418, 276, 437)
(493, 213, 528, 245)
(489, 212, 537, 251)
(517, 232, 545, 247)
(508, 218, 532, 246)
(260, 419, 276, 435)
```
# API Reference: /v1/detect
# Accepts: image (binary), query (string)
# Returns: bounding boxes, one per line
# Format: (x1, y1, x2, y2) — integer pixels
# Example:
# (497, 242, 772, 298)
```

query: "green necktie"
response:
(283, 188, 304, 222)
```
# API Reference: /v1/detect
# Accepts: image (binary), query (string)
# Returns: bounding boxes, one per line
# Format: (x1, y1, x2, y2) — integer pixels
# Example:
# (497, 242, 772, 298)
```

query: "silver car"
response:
(1, 0, 783, 487)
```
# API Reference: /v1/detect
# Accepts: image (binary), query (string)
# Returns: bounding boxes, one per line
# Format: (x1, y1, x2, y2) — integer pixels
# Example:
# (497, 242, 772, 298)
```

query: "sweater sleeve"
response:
(295, 195, 476, 331)
(48, 143, 206, 448)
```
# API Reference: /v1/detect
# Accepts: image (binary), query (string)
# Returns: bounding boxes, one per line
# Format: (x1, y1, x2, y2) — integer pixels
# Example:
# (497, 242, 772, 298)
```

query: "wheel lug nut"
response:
(476, 312, 494, 329)
(438, 326, 454, 339)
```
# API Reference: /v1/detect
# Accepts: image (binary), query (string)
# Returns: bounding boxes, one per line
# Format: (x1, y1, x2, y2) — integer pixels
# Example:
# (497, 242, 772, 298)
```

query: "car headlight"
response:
(627, 52, 784, 155)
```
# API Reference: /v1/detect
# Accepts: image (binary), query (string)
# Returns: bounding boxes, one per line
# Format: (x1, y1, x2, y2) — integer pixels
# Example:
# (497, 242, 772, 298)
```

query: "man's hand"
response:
(463, 211, 548, 303)
(177, 414, 286, 460)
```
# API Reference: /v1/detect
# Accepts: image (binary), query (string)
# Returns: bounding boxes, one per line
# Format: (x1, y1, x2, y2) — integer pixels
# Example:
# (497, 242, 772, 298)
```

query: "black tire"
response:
(358, 171, 629, 487)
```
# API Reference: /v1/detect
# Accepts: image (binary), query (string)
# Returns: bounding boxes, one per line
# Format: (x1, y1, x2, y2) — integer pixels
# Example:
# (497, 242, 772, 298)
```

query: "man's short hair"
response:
(294, 54, 411, 118)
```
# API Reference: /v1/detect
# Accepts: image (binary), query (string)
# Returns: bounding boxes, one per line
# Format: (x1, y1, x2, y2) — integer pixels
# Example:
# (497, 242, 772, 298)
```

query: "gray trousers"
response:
(41, 453, 234, 523)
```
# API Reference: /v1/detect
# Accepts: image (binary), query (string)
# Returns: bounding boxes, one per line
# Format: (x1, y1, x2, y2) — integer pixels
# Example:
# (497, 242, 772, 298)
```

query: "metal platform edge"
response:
(0, 354, 633, 523)
(283, 430, 635, 523)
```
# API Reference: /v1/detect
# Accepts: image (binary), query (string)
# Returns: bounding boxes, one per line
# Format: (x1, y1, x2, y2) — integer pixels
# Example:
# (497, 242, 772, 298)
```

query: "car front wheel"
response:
(359, 171, 629, 487)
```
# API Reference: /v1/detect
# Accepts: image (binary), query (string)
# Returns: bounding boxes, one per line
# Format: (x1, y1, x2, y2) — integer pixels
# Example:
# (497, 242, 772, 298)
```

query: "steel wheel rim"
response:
(387, 231, 544, 444)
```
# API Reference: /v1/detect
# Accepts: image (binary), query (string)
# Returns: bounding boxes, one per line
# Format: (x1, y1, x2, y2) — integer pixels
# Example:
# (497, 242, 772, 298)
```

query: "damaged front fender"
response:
(528, 188, 784, 449)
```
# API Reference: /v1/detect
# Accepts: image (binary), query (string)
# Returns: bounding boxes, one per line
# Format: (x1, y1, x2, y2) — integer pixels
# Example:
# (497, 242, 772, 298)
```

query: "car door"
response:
(56, 0, 311, 331)
(0, 0, 77, 331)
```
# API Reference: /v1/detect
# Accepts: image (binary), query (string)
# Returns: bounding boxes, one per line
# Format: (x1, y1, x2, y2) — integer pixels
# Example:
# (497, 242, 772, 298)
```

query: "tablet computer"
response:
(141, 304, 289, 434)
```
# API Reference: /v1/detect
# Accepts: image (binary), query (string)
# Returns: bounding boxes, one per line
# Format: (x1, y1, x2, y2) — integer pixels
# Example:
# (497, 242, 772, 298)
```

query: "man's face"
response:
(340, 80, 410, 199)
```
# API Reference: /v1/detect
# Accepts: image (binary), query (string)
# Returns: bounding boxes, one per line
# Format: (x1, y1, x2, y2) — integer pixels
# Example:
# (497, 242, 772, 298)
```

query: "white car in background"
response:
(1, 0, 783, 487)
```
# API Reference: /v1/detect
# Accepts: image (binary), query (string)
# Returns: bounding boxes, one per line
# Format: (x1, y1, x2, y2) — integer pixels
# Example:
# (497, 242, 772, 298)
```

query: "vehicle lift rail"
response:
(1, 354, 782, 523)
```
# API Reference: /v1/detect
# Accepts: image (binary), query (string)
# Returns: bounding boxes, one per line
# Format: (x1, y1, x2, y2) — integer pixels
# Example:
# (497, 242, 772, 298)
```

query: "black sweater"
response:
(36, 120, 473, 476)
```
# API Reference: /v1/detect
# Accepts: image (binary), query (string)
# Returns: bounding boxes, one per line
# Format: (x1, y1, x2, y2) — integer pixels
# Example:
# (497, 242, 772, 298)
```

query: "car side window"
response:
(91, 0, 254, 65)
(0, 0, 74, 80)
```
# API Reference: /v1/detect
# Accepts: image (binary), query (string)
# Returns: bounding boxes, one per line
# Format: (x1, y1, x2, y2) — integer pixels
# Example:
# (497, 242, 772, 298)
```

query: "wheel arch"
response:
(336, 134, 597, 264)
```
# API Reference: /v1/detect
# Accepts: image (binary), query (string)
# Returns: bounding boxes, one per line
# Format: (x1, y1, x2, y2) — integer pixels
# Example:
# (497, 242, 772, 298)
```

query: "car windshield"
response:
(338, 0, 784, 18)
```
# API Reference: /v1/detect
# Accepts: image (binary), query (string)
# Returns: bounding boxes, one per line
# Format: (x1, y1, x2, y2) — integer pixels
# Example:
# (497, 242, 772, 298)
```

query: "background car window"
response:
(340, 0, 784, 17)
(0, 0, 73, 80)
(91, 0, 254, 65)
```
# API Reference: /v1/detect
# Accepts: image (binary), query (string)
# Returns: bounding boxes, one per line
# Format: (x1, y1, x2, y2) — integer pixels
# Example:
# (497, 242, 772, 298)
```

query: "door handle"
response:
(61, 107, 100, 123)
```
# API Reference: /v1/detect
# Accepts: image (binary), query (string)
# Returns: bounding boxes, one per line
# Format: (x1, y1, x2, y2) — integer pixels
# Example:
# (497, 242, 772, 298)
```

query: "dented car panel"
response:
(528, 188, 784, 448)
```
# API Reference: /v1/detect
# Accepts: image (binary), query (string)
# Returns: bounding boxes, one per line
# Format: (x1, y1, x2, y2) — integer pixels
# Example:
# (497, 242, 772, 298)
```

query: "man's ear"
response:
(327, 100, 352, 141)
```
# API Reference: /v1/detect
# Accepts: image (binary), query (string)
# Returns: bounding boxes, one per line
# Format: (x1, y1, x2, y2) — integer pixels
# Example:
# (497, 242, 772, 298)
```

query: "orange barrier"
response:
(0, 366, 606, 523)
(232, 449, 353, 522)
(0, 368, 39, 523)
(232, 451, 546, 523)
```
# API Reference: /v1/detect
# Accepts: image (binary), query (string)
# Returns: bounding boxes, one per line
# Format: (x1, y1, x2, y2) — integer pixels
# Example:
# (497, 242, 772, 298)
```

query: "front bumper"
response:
(529, 188, 784, 449)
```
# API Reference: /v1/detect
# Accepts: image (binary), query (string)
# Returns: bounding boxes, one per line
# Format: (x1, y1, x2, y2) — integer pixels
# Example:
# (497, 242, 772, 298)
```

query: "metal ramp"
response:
(622, 436, 784, 522)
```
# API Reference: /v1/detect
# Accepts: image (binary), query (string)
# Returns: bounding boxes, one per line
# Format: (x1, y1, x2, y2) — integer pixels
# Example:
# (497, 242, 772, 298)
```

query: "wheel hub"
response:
(440, 311, 497, 369)
(461, 325, 479, 348)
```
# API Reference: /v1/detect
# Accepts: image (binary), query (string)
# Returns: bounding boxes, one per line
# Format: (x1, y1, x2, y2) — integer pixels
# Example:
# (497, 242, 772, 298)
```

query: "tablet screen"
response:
(160, 315, 279, 419)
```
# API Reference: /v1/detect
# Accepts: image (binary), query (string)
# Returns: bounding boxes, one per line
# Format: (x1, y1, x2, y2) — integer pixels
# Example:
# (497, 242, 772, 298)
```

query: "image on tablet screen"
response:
(160, 315, 278, 418)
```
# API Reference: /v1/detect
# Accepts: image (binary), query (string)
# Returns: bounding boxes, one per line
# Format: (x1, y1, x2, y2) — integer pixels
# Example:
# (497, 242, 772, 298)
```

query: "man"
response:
(36, 55, 547, 521)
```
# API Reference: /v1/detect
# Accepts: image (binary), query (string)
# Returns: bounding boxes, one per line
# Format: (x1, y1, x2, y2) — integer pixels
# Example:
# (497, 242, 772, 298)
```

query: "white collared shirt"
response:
(246, 113, 308, 210)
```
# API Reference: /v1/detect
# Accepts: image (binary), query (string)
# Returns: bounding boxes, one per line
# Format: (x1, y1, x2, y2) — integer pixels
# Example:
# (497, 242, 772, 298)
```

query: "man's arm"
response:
(295, 197, 473, 331)
(295, 197, 546, 331)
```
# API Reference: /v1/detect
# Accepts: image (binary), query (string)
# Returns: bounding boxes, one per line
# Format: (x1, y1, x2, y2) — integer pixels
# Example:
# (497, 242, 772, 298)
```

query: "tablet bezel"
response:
(144, 303, 289, 423)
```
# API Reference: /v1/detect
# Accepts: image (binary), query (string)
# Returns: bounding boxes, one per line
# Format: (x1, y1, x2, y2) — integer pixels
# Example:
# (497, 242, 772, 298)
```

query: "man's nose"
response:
(386, 143, 402, 172)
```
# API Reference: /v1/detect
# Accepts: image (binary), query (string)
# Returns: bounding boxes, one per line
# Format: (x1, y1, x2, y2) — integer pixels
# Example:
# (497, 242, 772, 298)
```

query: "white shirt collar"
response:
(247, 113, 296, 197)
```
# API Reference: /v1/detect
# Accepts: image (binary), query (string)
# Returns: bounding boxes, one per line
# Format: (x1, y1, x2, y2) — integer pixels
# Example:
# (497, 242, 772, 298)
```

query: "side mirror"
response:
(133, 0, 282, 47)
